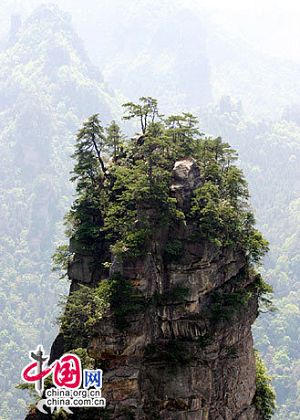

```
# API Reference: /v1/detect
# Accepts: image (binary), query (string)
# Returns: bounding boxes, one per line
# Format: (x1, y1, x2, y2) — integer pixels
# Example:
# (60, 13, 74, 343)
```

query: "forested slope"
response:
(200, 99, 300, 418)
(1, 2, 300, 418)
(0, 5, 116, 419)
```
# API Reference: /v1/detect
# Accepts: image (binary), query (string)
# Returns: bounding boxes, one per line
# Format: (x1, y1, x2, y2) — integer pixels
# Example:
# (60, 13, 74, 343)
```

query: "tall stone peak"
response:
(43, 157, 263, 419)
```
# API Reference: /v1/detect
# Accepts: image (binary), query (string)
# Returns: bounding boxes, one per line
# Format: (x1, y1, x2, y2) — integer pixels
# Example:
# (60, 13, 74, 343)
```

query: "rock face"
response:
(53, 159, 261, 419)
(171, 157, 201, 212)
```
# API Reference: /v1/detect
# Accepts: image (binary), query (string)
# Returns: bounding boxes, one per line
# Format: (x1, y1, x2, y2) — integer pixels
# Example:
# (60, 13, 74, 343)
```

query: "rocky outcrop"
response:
(171, 157, 201, 212)
(51, 158, 261, 419)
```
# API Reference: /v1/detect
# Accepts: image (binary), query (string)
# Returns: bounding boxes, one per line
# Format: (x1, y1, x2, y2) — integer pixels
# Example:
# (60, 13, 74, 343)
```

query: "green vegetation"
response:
(210, 288, 252, 322)
(253, 274, 275, 314)
(67, 348, 94, 369)
(59, 275, 145, 350)
(0, 6, 118, 418)
(254, 351, 276, 419)
(52, 244, 74, 279)
(2, 3, 291, 417)
(163, 239, 184, 262)
(55, 97, 270, 386)
(201, 100, 300, 416)
(66, 114, 109, 254)
(56, 97, 268, 279)
(108, 275, 145, 330)
(208, 267, 275, 325)
(189, 138, 269, 261)
(59, 281, 111, 350)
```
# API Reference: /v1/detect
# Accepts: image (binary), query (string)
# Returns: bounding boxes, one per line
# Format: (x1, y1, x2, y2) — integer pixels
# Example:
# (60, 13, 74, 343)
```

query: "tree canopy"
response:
(56, 97, 268, 276)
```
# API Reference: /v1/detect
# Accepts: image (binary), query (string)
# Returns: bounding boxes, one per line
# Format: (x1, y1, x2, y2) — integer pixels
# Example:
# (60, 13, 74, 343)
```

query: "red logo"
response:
(21, 346, 82, 395)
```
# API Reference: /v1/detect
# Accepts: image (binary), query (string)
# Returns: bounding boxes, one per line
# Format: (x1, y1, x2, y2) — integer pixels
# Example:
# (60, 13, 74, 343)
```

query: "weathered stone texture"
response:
(36, 158, 261, 419)
(80, 159, 261, 419)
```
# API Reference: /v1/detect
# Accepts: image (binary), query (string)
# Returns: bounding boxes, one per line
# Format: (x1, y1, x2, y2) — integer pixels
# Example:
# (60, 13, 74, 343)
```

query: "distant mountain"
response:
(55, 0, 300, 119)
(0, 5, 116, 419)
(207, 28, 300, 119)
(3, 1, 300, 120)
(1, 1, 300, 417)
(200, 100, 300, 418)
(69, 0, 212, 113)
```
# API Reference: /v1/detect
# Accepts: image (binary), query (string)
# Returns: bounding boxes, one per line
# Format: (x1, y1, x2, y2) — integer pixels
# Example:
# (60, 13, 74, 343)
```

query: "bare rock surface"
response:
(42, 159, 261, 419)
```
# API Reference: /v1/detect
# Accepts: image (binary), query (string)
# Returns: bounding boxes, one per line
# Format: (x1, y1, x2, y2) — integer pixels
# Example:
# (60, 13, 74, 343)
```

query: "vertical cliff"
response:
(26, 100, 274, 419)
(67, 159, 261, 419)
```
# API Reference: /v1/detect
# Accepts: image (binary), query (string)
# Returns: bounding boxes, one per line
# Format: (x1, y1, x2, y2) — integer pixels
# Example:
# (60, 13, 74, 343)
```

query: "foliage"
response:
(0, 4, 288, 416)
(210, 289, 252, 322)
(68, 347, 95, 369)
(163, 239, 184, 262)
(66, 114, 108, 253)
(15, 383, 38, 401)
(108, 274, 145, 330)
(123, 96, 160, 134)
(54, 98, 272, 400)
(164, 112, 201, 156)
(58, 282, 111, 350)
(51, 244, 73, 278)
(0, 5, 119, 417)
(3, 4, 300, 416)
(189, 137, 269, 262)
(201, 102, 300, 416)
(59, 276, 144, 348)
(253, 274, 276, 314)
(254, 351, 276, 419)
(63, 97, 268, 269)
(71, 114, 107, 192)
(105, 120, 124, 159)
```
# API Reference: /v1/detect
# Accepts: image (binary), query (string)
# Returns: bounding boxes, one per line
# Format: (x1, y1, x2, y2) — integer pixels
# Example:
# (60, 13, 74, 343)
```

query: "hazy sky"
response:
(2, 0, 300, 63)
(190, 0, 300, 62)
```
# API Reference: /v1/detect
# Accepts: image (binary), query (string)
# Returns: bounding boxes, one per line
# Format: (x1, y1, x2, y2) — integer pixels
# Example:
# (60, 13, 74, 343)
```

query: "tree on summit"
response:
(66, 114, 109, 250)
(71, 114, 107, 193)
(105, 120, 123, 160)
(57, 97, 269, 265)
(123, 96, 160, 134)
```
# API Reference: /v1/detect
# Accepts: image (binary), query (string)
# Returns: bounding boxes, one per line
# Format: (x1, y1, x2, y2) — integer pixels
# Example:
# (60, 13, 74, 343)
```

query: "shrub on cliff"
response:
(58, 281, 111, 350)
(254, 351, 276, 419)
(59, 276, 145, 350)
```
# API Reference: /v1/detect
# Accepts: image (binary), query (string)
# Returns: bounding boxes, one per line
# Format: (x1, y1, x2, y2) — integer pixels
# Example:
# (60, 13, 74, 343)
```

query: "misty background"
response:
(0, 1, 300, 418)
